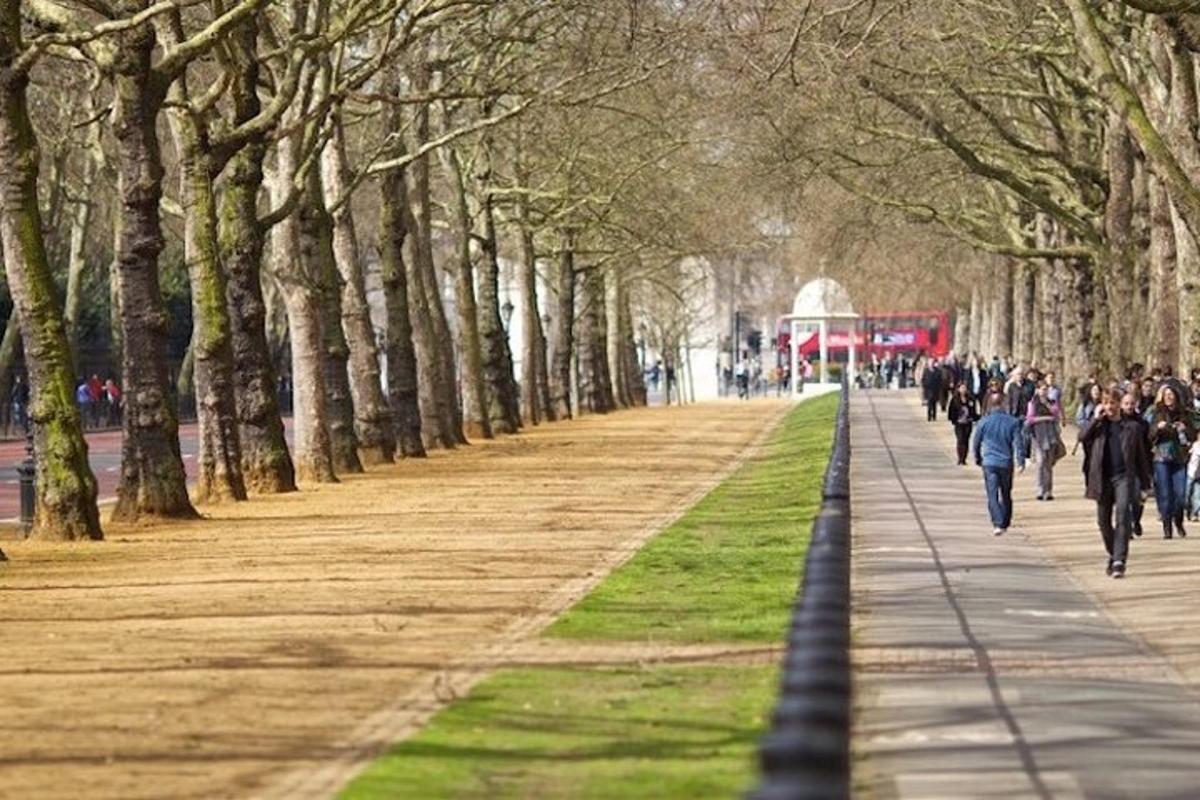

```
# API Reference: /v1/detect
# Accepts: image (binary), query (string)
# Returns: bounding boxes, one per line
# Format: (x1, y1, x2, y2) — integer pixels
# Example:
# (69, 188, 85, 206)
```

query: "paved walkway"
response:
(851, 390, 1200, 799)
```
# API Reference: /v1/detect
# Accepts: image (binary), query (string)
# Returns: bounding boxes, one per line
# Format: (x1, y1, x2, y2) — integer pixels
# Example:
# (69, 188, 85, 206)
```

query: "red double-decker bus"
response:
(777, 310, 952, 363)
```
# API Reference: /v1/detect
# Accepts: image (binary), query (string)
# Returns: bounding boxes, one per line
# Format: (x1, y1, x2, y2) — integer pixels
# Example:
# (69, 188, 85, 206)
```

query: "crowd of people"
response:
(914, 353, 1200, 580)
(74, 374, 122, 429)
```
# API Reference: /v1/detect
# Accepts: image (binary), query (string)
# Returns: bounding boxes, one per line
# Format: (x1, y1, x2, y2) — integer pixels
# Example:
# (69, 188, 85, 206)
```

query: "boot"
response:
(1163, 518, 1174, 540)
(1175, 511, 1188, 539)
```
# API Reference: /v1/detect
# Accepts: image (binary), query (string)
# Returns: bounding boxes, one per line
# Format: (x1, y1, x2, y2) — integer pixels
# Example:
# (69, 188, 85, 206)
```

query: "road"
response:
(0, 420, 292, 520)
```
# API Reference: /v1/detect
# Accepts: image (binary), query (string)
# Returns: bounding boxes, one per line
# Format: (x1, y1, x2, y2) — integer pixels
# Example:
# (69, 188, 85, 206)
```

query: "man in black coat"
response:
(922, 357, 944, 421)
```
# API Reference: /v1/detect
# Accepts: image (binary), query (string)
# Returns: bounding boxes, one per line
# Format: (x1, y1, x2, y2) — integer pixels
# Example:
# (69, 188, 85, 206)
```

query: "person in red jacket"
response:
(87, 374, 103, 427)
(104, 378, 122, 427)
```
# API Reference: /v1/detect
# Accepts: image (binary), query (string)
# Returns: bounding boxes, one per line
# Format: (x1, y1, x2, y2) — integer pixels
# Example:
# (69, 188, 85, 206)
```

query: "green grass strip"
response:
(547, 393, 837, 643)
(340, 395, 836, 799)
(341, 665, 778, 800)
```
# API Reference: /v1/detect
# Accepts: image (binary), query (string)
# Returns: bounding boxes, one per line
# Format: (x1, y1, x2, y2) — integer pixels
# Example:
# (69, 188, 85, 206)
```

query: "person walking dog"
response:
(973, 392, 1026, 536)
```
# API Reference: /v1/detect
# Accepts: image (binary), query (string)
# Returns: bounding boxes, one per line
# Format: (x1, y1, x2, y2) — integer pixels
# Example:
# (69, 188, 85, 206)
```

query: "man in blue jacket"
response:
(973, 392, 1026, 535)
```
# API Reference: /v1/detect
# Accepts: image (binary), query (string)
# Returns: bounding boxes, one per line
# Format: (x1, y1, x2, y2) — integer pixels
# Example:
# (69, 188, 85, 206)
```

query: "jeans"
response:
(1097, 475, 1136, 564)
(1153, 460, 1187, 521)
(926, 396, 938, 421)
(983, 465, 1014, 529)
(1034, 446, 1055, 497)
(954, 424, 972, 464)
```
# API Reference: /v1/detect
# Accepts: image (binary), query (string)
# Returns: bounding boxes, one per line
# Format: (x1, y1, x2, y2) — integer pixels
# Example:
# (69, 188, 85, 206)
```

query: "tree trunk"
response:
(477, 192, 522, 433)
(1061, 254, 1097, 404)
(408, 64, 464, 447)
(579, 268, 614, 413)
(269, 132, 336, 485)
(968, 282, 983, 355)
(377, 164, 424, 458)
(0, 29, 101, 539)
(620, 287, 647, 406)
(607, 272, 630, 408)
(321, 114, 395, 465)
(517, 223, 551, 423)
(218, 44, 296, 494)
(64, 100, 101, 358)
(952, 306, 969, 357)
(304, 172, 361, 474)
(991, 259, 1014, 359)
(166, 78, 246, 504)
(550, 234, 575, 420)
(1149, 171, 1180, 373)
(110, 19, 195, 520)
(1013, 260, 1035, 362)
(1103, 111, 1137, 376)
(443, 144, 491, 439)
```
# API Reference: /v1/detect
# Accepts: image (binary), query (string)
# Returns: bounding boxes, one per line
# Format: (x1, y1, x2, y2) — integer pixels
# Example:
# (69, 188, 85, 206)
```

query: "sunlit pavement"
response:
(852, 389, 1200, 798)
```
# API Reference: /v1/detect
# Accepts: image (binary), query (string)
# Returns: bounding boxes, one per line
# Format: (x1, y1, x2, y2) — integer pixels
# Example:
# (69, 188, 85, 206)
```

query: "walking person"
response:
(1080, 389, 1153, 578)
(9, 375, 28, 433)
(1148, 384, 1196, 539)
(972, 392, 1026, 536)
(1026, 382, 1063, 501)
(948, 382, 979, 466)
(922, 357, 944, 422)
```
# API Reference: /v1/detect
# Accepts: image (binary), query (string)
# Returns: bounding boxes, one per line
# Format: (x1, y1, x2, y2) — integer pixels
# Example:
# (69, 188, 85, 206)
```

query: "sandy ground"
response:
(0, 400, 787, 800)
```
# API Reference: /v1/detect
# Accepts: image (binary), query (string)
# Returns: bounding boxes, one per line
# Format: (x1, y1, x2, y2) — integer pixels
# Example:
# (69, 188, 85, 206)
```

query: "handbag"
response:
(1051, 436, 1067, 464)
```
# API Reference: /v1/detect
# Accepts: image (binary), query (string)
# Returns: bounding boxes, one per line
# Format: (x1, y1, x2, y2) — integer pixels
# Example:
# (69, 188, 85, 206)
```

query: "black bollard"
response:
(17, 430, 34, 536)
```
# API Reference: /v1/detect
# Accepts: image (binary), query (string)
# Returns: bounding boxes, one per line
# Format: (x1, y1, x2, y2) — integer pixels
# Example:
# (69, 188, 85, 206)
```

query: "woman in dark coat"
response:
(1148, 384, 1196, 539)
(947, 381, 979, 466)
(1080, 389, 1153, 578)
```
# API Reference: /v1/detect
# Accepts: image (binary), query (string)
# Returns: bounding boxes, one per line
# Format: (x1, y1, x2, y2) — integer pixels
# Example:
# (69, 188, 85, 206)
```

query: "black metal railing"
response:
(751, 379, 852, 800)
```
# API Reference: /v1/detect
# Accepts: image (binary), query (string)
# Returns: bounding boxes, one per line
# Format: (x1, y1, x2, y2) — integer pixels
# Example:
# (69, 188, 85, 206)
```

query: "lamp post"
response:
(17, 429, 34, 536)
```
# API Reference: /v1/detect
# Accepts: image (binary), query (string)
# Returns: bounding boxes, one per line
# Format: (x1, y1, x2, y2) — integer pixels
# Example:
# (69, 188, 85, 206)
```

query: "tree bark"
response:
(321, 113, 395, 465)
(607, 272, 630, 408)
(269, 131, 336, 485)
(620, 286, 647, 406)
(968, 282, 984, 355)
(517, 222, 552, 423)
(1013, 260, 1035, 362)
(443, 144, 491, 439)
(550, 234, 576, 419)
(305, 171, 361, 475)
(579, 268, 614, 413)
(64, 96, 102, 358)
(218, 22, 296, 494)
(0, 22, 101, 539)
(991, 259, 1014, 359)
(1149, 170, 1180, 372)
(407, 62, 464, 447)
(377, 164, 425, 458)
(166, 75, 246, 504)
(477, 191, 522, 433)
(110, 15, 195, 520)
(1103, 111, 1137, 375)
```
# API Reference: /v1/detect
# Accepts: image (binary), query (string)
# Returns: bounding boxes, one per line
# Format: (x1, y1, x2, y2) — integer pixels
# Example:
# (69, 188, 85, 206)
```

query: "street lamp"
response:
(501, 299, 515, 329)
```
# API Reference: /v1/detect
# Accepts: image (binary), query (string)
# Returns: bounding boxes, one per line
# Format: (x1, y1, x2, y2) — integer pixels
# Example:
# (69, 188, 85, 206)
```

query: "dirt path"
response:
(0, 400, 786, 800)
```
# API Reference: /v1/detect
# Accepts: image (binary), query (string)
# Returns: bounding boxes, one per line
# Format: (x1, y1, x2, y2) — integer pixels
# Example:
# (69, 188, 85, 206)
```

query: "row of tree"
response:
(2, 0, 767, 541)
(721, 1, 1200, 398)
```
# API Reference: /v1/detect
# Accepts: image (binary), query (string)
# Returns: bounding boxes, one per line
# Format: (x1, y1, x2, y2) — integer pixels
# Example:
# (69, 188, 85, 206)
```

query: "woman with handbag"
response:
(1148, 384, 1196, 538)
(1026, 381, 1062, 501)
